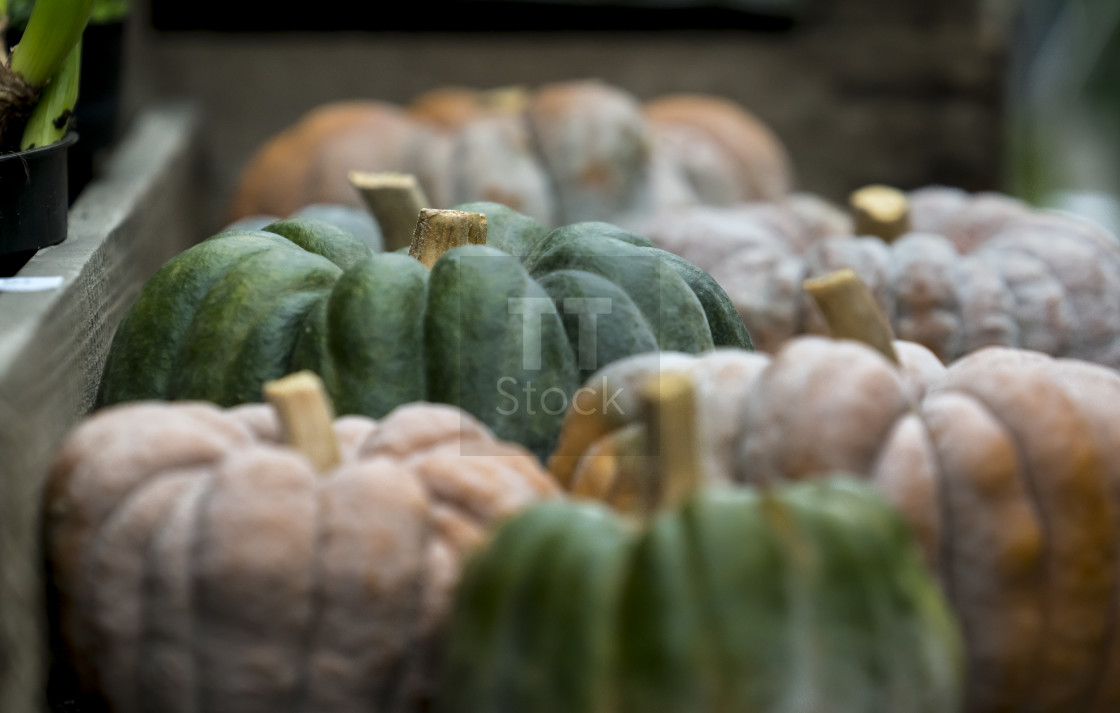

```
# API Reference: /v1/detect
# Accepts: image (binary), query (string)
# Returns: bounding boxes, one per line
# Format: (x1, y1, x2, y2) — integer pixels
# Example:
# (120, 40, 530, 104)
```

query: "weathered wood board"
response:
(0, 104, 202, 713)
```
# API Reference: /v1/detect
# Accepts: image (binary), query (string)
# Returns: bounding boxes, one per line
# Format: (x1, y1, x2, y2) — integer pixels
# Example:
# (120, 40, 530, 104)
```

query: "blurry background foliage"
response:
(1009, 0, 1120, 234)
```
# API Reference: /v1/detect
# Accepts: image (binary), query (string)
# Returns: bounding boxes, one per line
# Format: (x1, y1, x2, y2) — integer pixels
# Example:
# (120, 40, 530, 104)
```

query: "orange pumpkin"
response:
(229, 79, 792, 228)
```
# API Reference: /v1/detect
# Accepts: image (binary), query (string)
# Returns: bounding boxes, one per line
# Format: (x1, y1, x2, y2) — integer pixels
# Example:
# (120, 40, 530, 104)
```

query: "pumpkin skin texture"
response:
(641, 187, 1120, 366)
(644, 93, 793, 204)
(230, 101, 433, 219)
(96, 204, 751, 461)
(229, 80, 791, 228)
(437, 477, 962, 713)
(224, 203, 385, 251)
(550, 338, 1120, 713)
(45, 399, 558, 713)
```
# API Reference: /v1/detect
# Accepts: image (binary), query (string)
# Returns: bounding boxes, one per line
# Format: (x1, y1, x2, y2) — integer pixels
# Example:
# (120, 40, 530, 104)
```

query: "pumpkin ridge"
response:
(887, 234, 965, 361)
(1048, 362, 1120, 713)
(191, 449, 319, 713)
(320, 255, 430, 418)
(435, 503, 575, 713)
(80, 471, 198, 713)
(96, 237, 289, 407)
(676, 492, 790, 710)
(615, 512, 704, 713)
(168, 249, 342, 404)
(864, 412, 944, 576)
(535, 507, 628, 713)
(652, 249, 752, 350)
(261, 217, 375, 272)
(139, 474, 209, 713)
(289, 479, 328, 713)
(424, 246, 579, 461)
(990, 242, 1082, 358)
(186, 462, 217, 713)
(528, 235, 713, 353)
(915, 412, 957, 615)
(979, 367, 1117, 712)
(535, 269, 658, 384)
(938, 383, 1070, 712)
(782, 487, 885, 711)
(974, 247, 1071, 356)
(963, 251, 1021, 348)
(521, 95, 566, 226)
(920, 389, 1042, 712)
(221, 287, 335, 407)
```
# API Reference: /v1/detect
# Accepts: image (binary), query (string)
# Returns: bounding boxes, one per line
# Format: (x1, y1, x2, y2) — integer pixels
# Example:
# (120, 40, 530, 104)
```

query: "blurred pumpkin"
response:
(439, 371, 962, 713)
(549, 270, 1120, 713)
(229, 79, 792, 229)
(641, 185, 1120, 367)
(45, 372, 558, 713)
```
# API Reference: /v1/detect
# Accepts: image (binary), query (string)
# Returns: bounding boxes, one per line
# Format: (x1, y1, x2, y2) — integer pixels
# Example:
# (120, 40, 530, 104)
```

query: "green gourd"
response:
(96, 202, 751, 461)
(438, 478, 963, 713)
(437, 370, 962, 713)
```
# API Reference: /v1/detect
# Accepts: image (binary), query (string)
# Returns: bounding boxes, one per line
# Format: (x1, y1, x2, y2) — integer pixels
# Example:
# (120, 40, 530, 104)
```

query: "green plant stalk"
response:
(9, 0, 93, 86)
(19, 37, 78, 150)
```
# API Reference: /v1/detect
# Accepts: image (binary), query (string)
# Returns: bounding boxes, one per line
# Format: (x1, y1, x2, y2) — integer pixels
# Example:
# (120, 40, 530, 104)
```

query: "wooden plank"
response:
(0, 104, 202, 713)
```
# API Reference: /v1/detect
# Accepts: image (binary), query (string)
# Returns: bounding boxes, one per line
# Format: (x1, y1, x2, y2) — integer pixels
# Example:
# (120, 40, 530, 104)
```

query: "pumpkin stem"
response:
(480, 85, 530, 114)
(803, 268, 900, 365)
(407, 208, 488, 269)
(639, 371, 701, 516)
(348, 171, 432, 252)
(850, 185, 910, 243)
(263, 371, 341, 473)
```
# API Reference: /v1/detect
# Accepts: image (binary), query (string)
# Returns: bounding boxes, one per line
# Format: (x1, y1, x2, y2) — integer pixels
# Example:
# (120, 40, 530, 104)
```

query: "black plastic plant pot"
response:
(0, 132, 79, 255)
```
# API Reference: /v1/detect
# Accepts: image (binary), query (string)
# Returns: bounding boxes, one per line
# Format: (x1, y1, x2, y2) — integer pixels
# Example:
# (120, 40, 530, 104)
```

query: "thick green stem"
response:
(20, 37, 79, 150)
(1, 0, 91, 151)
(9, 0, 92, 86)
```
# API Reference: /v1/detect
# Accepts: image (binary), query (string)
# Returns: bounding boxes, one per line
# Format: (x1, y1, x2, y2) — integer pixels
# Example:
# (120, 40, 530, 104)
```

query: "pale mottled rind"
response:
(552, 337, 1120, 713)
(230, 80, 792, 230)
(639, 187, 1120, 368)
(45, 401, 558, 713)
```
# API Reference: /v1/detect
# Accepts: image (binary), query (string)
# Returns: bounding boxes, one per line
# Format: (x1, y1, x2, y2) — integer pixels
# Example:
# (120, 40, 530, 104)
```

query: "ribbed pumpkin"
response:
(439, 372, 961, 713)
(550, 271, 1120, 713)
(46, 372, 558, 713)
(224, 202, 384, 250)
(96, 203, 751, 461)
(230, 79, 792, 228)
(641, 185, 1120, 367)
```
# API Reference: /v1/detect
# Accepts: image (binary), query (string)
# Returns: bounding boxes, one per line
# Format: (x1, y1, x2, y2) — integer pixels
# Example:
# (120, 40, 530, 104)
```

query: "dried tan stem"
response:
(263, 371, 341, 473)
(408, 208, 487, 269)
(803, 268, 899, 365)
(640, 371, 701, 515)
(480, 85, 530, 114)
(348, 171, 431, 252)
(850, 184, 911, 243)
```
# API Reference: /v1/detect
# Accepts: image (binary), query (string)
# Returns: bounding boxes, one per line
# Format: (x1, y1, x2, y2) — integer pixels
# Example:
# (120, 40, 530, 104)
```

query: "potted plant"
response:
(6, 0, 130, 199)
(0, 0, 92, 257)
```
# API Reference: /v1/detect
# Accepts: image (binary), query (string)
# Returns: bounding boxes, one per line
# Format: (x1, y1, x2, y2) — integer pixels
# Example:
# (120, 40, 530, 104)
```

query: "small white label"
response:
(0, 276, 64, 292)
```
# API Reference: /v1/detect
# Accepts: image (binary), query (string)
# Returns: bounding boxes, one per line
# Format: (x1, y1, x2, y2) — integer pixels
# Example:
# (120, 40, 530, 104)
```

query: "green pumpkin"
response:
(439, 477, 963, 713)
(96, 202, 752, 460)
